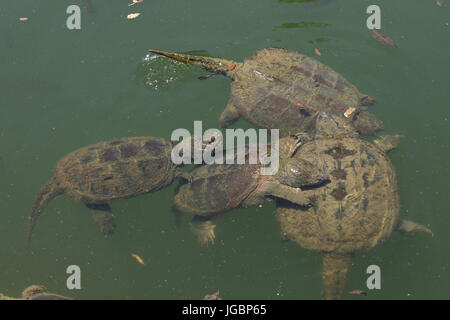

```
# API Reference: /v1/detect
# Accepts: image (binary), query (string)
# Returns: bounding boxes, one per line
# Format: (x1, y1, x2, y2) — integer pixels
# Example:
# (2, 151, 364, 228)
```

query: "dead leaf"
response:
(128, 0, 143, 6)
(130, 253, 145, 265)
(370, 29, 398, 48)
(349, 290, 367, 296)
(127, 13, 141, 19)
(344, 107, 357, 118)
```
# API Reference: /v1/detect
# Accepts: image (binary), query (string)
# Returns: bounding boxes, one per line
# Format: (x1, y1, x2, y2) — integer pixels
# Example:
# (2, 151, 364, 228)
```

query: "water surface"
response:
(0, 0, 449, 299)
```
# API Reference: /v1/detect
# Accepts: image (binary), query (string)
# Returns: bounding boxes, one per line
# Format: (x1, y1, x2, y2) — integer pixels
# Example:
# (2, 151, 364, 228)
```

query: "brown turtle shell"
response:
(56, 136, 176, 203)
(174, 163, 260, 215)
(230, 48, 375, 136)
(277, 137, 399, 253)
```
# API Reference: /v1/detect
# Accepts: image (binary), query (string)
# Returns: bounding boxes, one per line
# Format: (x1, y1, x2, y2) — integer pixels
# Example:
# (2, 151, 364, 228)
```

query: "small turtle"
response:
(0, 285, 71, 300)
(148, 47, 383, 136)
(173, 136, 329, 245)
(276, 129, 433, 299)
(27, 136, 212, 248)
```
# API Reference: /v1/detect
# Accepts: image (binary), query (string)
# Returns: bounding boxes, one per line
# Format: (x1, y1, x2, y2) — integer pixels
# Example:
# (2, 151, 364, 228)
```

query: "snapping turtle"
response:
(27, 136, 210, 247)
(0, 285, 71, 300)
(174, 136, 329, 245)
(148, 47, 383, 136)
(276, 129, 433, 299)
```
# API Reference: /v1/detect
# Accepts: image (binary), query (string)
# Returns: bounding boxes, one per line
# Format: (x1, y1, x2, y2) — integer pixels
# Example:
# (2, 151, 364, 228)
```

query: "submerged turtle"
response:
(0, 285, 71, 300)
(27, 136, 212, 248)
(435, 0, 449, 7)
(148, 47, 383, 136)
(173, 136, 329, 245)
(276, 127, 433, 299)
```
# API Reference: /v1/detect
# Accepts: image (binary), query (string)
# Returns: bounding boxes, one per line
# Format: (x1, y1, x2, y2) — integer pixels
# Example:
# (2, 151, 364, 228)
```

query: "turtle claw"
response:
(397, 219, 434, 237)
(359, 94, 376, 106)
(373, 135, 403, 153)
(190, 218, 216, 246)
(177, 171, 194, 183)
(88, 204, 116, 236)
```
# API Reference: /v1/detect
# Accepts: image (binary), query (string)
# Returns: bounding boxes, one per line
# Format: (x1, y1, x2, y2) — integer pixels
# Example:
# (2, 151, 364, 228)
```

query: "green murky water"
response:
(0, 0, 449, 299)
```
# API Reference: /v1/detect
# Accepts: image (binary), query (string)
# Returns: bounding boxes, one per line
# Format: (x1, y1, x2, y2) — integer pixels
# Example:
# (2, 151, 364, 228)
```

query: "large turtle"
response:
(276, 118, 433, 299)
(148, 47, 384, 136)
(173, 136, 329, 245)
(27, 136, 212, 248)
(0, 285, 71, 300)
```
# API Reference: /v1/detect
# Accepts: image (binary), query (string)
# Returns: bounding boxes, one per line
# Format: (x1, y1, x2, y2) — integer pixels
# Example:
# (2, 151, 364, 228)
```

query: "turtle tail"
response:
(27, 177, 64, 249)
(322, 252, 353, 300)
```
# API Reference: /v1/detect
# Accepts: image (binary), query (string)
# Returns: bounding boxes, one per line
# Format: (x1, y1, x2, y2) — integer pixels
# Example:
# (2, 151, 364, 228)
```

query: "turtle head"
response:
(351, 110, 384, 136)
(279, 158, 329, 188)
(148, 49, 239, 79)
(315, 112, 359, 138)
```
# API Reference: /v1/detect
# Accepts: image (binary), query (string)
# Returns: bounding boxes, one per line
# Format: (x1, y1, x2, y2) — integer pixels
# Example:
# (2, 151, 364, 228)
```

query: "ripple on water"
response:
(136, 53, 205, 91)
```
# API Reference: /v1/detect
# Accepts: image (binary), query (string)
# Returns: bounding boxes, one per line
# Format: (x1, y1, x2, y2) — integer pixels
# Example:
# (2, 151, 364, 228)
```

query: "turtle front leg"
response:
(219, 101, 240, 127)
(190, 215, 220, 246)
(85, 203, 116, 236)
(358, 92, 376, 106)
(175, 168, 193, 183)
(267, 183, 313, 207)
(396, 219, 434, 237)
(373, 135, 403, 153)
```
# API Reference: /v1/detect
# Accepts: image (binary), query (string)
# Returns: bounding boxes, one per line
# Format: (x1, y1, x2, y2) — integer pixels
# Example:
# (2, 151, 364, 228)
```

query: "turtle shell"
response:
(174, 163, 260, 215)
(277, 137, 399, 254)
(55, 137, 176, 203)
(231, 48, 370, 136)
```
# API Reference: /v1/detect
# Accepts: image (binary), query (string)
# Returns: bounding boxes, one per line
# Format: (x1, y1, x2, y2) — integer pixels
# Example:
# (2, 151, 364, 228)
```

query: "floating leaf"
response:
(349, 290, 367, 296)
(370, 29, 397, 48)
(128, 0, 143, 6)
(127, 13, 141, 19)
(344, 107, 356, 118)
(130, 253, 145, 265)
